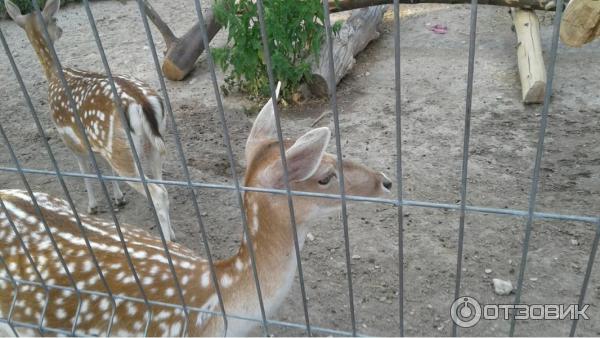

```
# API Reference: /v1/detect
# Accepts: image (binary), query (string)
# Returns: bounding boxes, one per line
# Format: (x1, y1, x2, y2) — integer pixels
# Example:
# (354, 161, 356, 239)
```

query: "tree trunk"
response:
(560, 0, 600, 47)
(309, 5, 386, 97)
(510, 8, 546, 103)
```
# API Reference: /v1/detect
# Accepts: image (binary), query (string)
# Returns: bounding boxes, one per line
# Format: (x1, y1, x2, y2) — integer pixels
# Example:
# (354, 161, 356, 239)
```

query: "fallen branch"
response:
(311, 110, 332, 127)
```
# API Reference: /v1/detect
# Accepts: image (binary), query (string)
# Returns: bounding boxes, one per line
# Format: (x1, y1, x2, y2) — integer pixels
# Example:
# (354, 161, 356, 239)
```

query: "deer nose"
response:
(382, 176, 392, 190)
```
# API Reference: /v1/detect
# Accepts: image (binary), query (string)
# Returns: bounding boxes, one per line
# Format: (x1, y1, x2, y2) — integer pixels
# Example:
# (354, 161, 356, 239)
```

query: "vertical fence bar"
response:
(451, 0, 478, 336)
(81, 1, 204, 335)
(0, 253, 20, 336)
(29, 1, 156, 334)
(132, 0, 246, 334)
(189, 0, 295, 335)
(570, 220, 600, 336)
(392, 0, 404, 335)
(254, 0, 314, 335)
(0, 23, 119, 336)
(320, 0, 357, 334)
(0, 117, 82, 335)
(508, 0, 563, 335)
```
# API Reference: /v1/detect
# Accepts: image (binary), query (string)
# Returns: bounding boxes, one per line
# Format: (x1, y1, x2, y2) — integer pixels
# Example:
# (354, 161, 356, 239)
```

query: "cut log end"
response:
(523, 81, 546, 104)
(162, 59, 187, 81)
(308, 75, 330, 98)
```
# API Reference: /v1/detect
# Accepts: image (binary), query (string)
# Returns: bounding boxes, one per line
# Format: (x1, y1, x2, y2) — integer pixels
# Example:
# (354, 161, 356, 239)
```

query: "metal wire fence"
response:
(0, 0, 598, 336)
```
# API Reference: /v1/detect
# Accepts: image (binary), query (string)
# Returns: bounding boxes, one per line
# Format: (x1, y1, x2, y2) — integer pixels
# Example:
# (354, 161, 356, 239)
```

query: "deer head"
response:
(5, 0, 63, 43)
(244, 82, 392, 228)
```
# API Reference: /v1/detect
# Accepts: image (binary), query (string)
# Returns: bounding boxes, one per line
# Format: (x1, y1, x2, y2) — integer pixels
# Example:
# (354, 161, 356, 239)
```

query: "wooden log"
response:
(510, 8, 546, 104)
(560, 0, 600, 47)
(144, 1, 220, 81)
(328, 0, 562, 12)
(161, 17, 221, 81)
(309, 6, 386, 97)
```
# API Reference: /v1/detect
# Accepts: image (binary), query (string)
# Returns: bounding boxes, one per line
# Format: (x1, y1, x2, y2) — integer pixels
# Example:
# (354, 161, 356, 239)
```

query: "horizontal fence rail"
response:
(0, 0, 598, 336)
(0, 166, 597, 224)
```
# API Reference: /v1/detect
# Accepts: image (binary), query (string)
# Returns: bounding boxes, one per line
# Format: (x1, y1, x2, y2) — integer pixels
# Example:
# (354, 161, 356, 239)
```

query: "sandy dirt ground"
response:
(1, 0, 599, 336)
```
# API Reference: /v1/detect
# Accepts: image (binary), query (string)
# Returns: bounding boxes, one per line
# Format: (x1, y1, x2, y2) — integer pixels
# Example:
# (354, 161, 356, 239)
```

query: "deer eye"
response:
(318, 172, 336, 185)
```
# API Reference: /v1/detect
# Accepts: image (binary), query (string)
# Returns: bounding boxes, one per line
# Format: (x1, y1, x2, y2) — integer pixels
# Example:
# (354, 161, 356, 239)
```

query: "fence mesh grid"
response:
(0, 0, 598, 336)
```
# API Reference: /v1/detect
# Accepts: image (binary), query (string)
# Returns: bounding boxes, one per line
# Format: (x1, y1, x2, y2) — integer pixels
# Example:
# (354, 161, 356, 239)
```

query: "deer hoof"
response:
(114, 197, 128, 208)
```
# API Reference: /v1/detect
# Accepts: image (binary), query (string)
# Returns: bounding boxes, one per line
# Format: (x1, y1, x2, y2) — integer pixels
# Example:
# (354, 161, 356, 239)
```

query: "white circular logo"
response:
(450, 296, 482, 328)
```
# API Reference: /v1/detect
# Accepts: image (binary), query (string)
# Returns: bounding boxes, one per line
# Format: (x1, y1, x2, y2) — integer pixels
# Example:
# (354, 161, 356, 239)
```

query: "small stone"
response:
(485, 268, 492, 274)
(307, 232, 315, 241)
(362, 323, 368, 329)
(379, 296, 387, 302)
(529, 277, 538, 281)
(493, 278, 513, 295)
(352, 254, 361, 260)
(571, 239, 579, 246)
(365, 71, 370, 76)
(201, 212, 208, 217)
(427, 304, 433, 309)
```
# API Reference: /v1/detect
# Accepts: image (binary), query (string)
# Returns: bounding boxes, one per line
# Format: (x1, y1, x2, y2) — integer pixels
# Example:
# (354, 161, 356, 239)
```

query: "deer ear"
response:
(264, 127, 331, 187)
(245, 81, 282, 162)
(5, 0, 26, 27)
(42, 0, 60, 19)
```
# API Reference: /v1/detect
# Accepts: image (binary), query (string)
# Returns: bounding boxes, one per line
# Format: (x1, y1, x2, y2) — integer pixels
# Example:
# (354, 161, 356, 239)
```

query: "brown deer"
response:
(0, 83, 392, 336)
(4, 0, 174, 240)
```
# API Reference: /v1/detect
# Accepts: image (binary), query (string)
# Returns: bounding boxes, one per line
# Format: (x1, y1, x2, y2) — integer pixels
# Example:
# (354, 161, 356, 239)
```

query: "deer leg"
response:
(111, 169, 127, 207)
(112, 154, 174, 241)
(75, 154, 98, 214)
(148, 148, 163, 181)
(147, 183, 174, 241)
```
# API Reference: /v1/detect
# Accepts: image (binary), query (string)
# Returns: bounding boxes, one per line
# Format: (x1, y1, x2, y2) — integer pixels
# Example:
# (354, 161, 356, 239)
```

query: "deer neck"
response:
(24, 26, 58, 81)
(242, 191, 310, 273)
(215, 191, 311, 327)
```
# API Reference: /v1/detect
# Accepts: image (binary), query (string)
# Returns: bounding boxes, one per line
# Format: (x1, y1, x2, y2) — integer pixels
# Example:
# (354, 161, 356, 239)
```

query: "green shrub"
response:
(212, 0, 340, 99)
